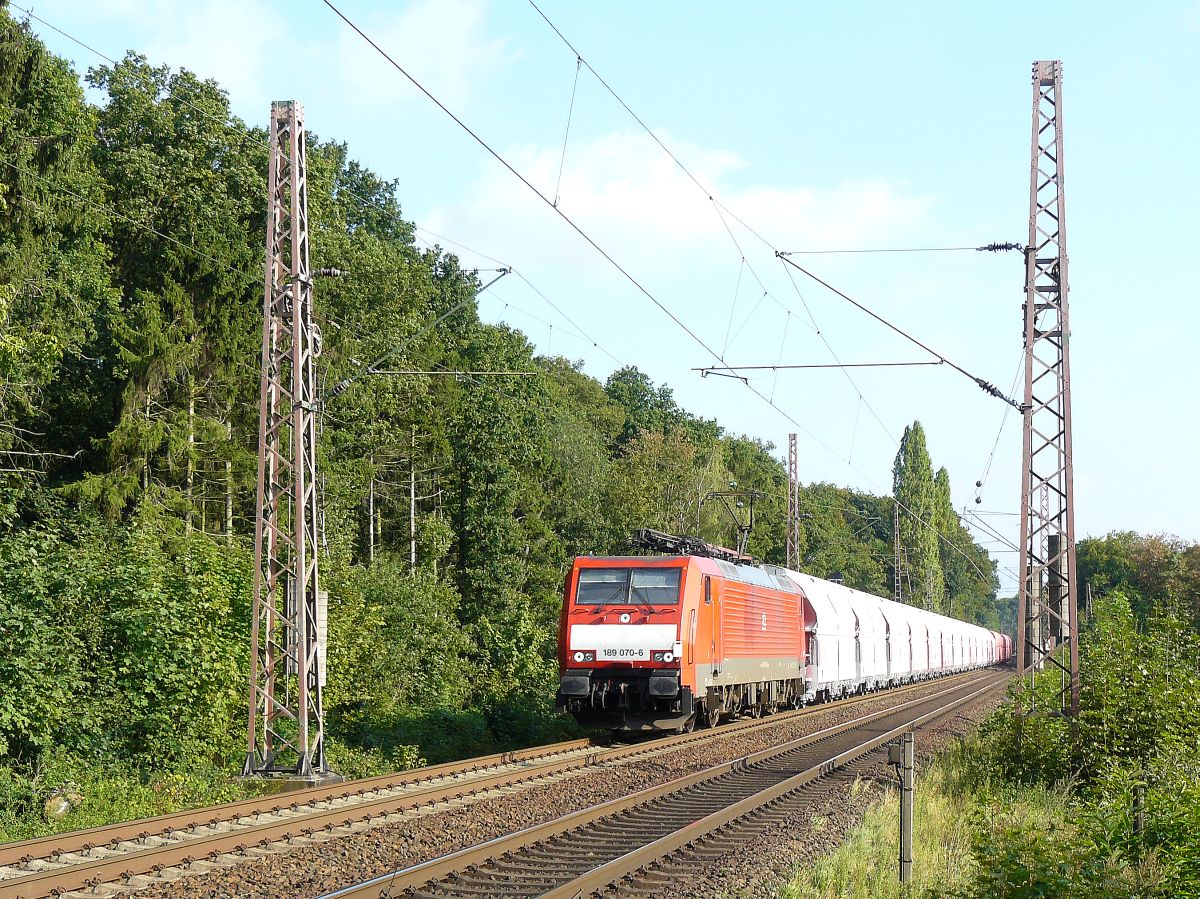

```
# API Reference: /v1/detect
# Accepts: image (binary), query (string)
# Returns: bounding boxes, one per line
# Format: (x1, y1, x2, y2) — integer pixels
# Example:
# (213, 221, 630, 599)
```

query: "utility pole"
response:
(786, 433, 799, 569)
(244, 101, 332, 780)
(1017, 61, 1080, 716)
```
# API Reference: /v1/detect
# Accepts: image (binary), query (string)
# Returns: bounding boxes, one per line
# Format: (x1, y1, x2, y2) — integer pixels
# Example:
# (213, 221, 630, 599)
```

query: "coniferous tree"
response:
(893, 422, 944, 611)
(0, 13, 112, 489)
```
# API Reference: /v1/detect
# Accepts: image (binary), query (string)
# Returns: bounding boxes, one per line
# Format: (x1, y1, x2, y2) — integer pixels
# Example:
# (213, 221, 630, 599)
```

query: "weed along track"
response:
(0, 672, 993, 898)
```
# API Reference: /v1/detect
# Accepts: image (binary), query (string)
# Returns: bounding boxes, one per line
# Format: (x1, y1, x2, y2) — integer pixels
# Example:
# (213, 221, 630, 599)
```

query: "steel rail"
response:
(0, 739, 593, 869)
(546, 673, 1007, 898)
(0, 671, 986, 899)
(317, 670, 1006, 898)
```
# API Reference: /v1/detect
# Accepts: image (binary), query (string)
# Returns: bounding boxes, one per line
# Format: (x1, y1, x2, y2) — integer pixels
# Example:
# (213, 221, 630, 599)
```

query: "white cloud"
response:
(33, 0, 513, 122)
(422, 128, 933, 277)
(331, 0, 516, 113)
(34, 0, 288, 115)
(141, 0, 286, 110)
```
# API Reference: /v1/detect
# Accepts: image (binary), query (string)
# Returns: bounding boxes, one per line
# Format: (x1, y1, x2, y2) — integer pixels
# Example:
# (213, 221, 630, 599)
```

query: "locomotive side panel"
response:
(713, 577, 802, 687)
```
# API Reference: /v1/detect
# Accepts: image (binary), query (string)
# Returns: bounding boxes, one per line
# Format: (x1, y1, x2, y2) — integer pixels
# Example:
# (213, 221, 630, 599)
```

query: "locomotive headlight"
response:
(583, 651, 595, 661)
(573, 651, 585, 662)
(663, 652, 675, 663)
(652, 651, 664, 661)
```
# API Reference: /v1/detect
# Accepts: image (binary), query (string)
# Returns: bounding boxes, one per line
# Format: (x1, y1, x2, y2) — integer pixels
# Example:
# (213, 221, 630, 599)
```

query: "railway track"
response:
(0, 669, 992, 899)
(320, 669, 1009, 899)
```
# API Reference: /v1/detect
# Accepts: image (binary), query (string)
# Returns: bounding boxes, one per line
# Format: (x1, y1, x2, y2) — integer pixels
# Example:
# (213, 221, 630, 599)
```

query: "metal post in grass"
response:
(888, 729, 915, 884)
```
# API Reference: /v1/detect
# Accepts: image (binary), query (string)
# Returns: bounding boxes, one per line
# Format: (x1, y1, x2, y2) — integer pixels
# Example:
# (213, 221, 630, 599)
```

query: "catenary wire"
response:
(322, 0, 999, 586)
(20, 4, 1002, 589)
(320, 0, 755, 387)
(553, 55, 582, 207)
(12, 5, 618, 375)
(778, 254, 1023, 410)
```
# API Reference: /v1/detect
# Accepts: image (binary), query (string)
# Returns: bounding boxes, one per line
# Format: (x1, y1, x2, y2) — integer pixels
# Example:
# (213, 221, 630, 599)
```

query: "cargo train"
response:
(556, 530, 1011, 732)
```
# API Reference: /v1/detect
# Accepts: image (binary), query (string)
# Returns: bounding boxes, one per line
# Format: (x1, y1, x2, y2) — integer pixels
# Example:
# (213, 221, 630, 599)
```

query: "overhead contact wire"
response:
(321, 0, 750, 387)
(323, 0, 992, 580)
(13, 5, 616, 376)
(778, 255, 1023, 411)
(722, 257, 745, 359)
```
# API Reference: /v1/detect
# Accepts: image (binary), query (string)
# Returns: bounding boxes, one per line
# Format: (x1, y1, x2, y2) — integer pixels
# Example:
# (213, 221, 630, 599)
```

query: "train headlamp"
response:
(573, 651, 585, 662)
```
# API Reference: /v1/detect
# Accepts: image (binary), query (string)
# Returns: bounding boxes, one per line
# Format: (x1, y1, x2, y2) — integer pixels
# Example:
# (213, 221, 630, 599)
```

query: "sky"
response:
(19, 0, 1200, 594)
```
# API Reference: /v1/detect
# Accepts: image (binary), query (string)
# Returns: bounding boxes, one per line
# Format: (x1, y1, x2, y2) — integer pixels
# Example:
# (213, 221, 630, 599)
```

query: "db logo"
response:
(761, 613, 767, 631)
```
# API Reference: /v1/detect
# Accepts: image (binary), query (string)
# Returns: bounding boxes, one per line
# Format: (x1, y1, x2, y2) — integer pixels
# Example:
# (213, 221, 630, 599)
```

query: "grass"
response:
(777, 740, 1072, 899)
(0, 753, 266, 844)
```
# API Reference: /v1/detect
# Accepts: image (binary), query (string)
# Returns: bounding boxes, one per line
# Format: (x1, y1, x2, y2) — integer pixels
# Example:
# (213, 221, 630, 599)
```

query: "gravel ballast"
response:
(129, 675, 1006, 899)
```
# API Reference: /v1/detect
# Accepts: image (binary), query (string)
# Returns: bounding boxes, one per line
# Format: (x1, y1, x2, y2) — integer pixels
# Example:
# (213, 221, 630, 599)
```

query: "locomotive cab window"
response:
(575, 567, 682, 605)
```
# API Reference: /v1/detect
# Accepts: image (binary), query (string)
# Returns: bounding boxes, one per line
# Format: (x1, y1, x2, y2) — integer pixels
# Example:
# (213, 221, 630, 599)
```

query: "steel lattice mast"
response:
(1017, 61, 1080, 715)
(244, 101, 329, 778)
(786, 433, 799, 569)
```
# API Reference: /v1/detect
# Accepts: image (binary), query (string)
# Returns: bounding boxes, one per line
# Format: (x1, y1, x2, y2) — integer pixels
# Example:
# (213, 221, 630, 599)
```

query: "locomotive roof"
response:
(576, 554, 798, 593)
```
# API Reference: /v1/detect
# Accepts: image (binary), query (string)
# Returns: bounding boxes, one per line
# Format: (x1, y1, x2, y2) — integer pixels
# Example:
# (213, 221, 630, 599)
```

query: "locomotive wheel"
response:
(705, 704, 721, 728)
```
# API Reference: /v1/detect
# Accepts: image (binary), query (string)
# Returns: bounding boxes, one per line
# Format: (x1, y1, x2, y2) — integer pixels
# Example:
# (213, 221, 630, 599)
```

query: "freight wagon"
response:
(556, 533, 1010, 733)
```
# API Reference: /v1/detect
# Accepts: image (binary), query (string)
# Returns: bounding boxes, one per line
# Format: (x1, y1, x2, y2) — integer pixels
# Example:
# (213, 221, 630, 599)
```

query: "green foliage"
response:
(0, 14, 1010, 843)
(0, 747, 264, 844)
(893, 422, 945, 611)
(1078, 531, 1200, 624)
(323, 553, 469, 727)
(889, 423, 998, 623)
(780, 752, 1079, 899)
(0, 500, 251, 765)
(959, 583, 1200, 898)
(0, 12, 113, 468)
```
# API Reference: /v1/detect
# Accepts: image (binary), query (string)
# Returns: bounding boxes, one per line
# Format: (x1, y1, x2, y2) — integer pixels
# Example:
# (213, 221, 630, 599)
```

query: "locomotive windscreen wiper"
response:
(593, 585, 626, 612)
(630, 588, 657, 615)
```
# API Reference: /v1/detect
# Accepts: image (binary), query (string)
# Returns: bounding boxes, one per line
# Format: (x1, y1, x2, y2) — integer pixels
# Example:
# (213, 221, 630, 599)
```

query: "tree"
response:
(604, 365, 719, 451)
(893, 421, 944, 611)
(932, 466, 997, 622)
(71, 55, 263, 520)
(0, 11, 112, 492)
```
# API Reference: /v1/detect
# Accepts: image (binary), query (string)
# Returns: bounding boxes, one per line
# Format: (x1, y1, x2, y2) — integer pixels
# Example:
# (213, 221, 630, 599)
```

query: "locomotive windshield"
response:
(575, 567, 682, 606)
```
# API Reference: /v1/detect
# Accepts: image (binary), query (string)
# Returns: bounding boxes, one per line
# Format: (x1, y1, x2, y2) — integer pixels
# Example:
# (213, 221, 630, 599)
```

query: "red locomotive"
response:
(556, 529, 1011, 732)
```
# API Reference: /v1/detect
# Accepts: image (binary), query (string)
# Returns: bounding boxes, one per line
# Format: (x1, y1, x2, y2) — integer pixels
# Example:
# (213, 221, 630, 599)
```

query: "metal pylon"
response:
(1017, 61, 1080, 715)
(786, 433, 800, 569)
(893, 500, 903, 603)
(244, 101, 329, 777)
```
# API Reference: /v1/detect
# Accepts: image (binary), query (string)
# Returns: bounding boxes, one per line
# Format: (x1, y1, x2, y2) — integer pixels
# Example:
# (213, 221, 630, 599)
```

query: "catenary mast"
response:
(1017, 61, 1080, 715)
(244, 101, 330, 778)
(786, 433, 799, 569)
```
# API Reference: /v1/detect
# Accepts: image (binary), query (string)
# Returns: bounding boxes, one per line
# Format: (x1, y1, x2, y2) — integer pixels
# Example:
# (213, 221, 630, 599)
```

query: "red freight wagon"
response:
(556, 554, 806, 732)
